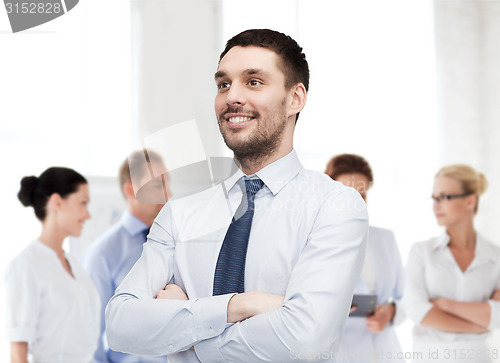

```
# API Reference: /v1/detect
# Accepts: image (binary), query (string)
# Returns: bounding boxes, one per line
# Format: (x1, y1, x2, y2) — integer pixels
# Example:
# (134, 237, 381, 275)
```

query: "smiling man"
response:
(106, 29, 368, 363)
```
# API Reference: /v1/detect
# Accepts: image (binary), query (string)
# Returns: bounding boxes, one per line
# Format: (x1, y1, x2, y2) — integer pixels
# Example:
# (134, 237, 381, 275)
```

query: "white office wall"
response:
(131, 0, 226, 157)
(434, 0, 500, 242)
(433, 1, 500, 351)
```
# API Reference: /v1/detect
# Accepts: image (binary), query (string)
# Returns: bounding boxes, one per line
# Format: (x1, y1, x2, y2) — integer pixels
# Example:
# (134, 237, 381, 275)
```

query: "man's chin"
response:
(222, 133, 249, 152)
(226, 143, 247, 157)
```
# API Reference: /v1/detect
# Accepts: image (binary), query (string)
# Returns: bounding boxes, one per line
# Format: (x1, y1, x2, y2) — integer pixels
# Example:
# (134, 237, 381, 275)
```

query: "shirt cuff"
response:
(192, 293, 236, 362)
(194, 335, 225, 363)
(391, 300, 405, 326)
(6, 326, 36, 342)
(191, 293, 235, 341)
(487, 300, 500, 330)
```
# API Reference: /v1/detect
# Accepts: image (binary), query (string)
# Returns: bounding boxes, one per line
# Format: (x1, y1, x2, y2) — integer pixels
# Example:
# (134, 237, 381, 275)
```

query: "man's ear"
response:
(123, 182, 137, 201)
(288, 83, 307, 119)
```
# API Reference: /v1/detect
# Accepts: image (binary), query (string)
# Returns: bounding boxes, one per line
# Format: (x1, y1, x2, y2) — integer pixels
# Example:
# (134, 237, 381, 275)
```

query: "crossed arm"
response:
(423, 290, 500, 332)
(106, 189, 368, 361)
(157, 284, 284, 324)
(403, 243, 500, 334)
(404, 243, 500, 334)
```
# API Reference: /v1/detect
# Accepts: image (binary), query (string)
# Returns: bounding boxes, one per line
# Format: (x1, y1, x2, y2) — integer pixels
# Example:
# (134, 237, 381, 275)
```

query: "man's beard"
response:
(217, 102, 288, 165)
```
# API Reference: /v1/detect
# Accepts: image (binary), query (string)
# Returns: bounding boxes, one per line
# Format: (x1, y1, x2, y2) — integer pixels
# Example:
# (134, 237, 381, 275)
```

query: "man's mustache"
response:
(219, 106, 260, 119)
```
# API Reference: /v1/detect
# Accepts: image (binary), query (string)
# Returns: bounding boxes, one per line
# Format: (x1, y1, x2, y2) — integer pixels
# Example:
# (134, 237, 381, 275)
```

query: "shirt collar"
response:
(121, 210, 149, 237)
(475, 234, 497, 262)
(222, 149, 303, 196)
(430, 232, 450, 251)
(432, 230, 497, 262)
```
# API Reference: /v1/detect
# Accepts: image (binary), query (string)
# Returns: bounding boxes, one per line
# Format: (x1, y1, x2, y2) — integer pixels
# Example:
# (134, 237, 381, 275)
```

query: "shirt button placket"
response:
(457, 272, 466, 300)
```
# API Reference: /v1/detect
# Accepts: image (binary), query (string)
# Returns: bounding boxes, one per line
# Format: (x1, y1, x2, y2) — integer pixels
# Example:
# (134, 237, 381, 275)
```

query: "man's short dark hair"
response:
(219, 29, 310, 122)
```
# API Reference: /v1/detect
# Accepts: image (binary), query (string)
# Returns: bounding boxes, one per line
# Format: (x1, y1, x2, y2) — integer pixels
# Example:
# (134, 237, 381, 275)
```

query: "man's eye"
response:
(249, 80, 262, 86)
(217, 82, 230, 90)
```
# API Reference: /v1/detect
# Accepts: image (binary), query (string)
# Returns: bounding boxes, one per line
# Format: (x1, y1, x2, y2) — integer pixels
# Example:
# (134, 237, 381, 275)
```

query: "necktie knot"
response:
(245, 178, 264, 196)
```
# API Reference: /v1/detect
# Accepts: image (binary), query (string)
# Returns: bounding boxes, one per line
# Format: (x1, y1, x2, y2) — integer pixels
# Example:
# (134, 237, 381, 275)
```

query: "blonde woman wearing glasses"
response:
(403, 165, 500, 363)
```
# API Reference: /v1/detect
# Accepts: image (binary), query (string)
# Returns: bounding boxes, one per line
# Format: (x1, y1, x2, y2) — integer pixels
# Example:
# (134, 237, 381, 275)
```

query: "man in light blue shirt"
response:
(106, 29, 368, 362)
(83, 150, 169, 363)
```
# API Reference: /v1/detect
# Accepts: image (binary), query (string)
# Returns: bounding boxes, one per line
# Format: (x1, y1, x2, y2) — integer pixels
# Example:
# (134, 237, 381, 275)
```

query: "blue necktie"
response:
(213, 178, 265, 295)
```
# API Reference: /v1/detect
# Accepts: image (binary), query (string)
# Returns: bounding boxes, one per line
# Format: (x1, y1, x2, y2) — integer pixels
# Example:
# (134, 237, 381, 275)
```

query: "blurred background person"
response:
(325, 154, 405, 363)
(403, 164, 500, 363)
(82, 149, 169, 363)
(5, 167, 100, 363)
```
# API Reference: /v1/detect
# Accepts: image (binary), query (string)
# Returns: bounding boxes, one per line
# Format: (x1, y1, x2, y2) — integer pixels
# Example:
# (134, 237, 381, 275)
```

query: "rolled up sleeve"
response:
(5, 259, 39, 343)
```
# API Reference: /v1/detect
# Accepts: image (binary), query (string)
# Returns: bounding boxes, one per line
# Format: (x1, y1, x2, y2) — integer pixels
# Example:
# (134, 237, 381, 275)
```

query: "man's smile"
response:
(223, 113, 256, 128)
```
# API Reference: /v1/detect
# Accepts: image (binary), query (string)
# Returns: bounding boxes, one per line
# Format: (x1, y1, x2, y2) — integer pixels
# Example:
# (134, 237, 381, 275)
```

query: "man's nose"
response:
(226, 83, 246, 106)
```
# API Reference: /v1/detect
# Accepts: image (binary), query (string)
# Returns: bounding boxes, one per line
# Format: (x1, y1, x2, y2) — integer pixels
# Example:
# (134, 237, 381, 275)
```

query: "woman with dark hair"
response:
(325, 154, 404, 363)
(5, 167, 100, 363)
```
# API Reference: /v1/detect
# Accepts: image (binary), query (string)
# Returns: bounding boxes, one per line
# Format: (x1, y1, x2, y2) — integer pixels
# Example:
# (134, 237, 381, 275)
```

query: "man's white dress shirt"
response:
(5, 240, 100, 363)
(403, 232, 500, 363)
(106, 150, 368, 363)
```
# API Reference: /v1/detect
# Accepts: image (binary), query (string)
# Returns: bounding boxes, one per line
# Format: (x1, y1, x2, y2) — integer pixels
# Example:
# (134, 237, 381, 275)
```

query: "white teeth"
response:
(228, 116, 252, 123)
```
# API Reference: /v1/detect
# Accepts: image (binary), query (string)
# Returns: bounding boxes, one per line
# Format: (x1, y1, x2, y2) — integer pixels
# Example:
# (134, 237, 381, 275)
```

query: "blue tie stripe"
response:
(213, 178, 264, 295)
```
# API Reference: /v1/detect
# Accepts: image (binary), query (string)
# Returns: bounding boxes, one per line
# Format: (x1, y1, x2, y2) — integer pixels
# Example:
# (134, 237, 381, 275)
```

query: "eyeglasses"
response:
(431, 193, 471, 203)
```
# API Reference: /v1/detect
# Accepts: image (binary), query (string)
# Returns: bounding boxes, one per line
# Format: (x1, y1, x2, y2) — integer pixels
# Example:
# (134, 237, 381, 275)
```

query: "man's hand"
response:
(366, 303, 395, 332)
(227, 291, 284, 323)
(156, 284, 188, 300)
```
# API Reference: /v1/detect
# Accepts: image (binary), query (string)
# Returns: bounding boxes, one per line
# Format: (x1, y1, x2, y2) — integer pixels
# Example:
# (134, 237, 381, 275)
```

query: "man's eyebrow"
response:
(214, 68, 270, 80)
(214, 71, 226, 80)
(243, 68, 269, 77)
